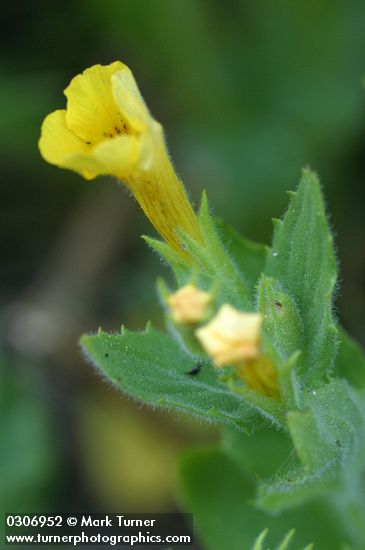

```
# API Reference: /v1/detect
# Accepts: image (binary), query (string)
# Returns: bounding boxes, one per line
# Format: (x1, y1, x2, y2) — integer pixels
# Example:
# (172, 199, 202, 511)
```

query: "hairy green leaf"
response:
(258, 275, 303, 363)
(258, 274, 303, 407)
(257, 380, 365, 546)
(251, 528, 310, 550)
(335, 327, 365, 388)
(80, 326, 258, 433)
(215, 218, 269, 296)
(179, 447, 344, 550)
(222, 426, 293, 479)
(266, 169, 338, 385)
(256, 464, 334, 513)
(143, 235, 191, 286)
(181, 192, 252, 308)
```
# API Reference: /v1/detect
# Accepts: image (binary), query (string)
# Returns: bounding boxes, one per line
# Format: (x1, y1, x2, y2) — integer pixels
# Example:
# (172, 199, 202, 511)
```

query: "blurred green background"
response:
(1, 0, 365, 538)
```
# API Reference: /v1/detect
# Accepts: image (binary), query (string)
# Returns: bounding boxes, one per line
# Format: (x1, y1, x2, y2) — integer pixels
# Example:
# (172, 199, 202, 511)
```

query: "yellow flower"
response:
(195, 304, 279, 399)
(195, 304, 262, 366)
(167, 284, 212, 325)
(39, 61, 200, 254)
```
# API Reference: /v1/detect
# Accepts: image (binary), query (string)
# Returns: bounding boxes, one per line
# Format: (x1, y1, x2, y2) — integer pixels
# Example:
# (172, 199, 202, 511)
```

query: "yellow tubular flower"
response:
(167, 284, 212, 325)
(38, 61, 200, 254)
(196, 304, 279, 399)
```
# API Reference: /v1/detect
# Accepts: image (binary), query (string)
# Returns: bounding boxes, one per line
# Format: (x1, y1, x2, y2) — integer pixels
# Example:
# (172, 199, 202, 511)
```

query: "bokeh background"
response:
(1, 0, 365, 540)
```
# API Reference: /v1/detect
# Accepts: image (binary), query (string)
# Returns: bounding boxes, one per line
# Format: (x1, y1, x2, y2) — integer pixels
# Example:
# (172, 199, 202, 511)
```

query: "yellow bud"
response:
(196, 304, 280, 399)
(38, 62, 200, 254)
(236, 356, 279, 400)
(167, 284, 212, 325)
(195, 304, 262, 366)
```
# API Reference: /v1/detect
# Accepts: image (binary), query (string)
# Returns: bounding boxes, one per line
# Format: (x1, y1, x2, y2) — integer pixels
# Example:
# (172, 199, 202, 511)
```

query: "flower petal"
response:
(64, 61, 129, 143)
(112, 69, 150, 133)
(62, 135, 140, 180)
(38, 109, 90, 166)
(60, 152, 105, 180)
(92, 134, 140, 177)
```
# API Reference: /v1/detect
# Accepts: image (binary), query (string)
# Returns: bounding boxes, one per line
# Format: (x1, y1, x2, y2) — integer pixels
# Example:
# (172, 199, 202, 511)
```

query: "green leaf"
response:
(252, 529, 269, 550)
(266, 169, 338, 385)
(287, 408, 337, 472)
(302, 380, 365, 478)
(143, 235, 191, 286)
(256, 464, 333, 513)
(215, 218, 269, 294)
(304, 380, 365, 546)
(276, 529, 295, 550)
(258, 274, 303, 407)
(179, 448, 261, 550)
(251, 528, 300, 550)
(251, 528, 313, 550)
(179, 447, 345, 550)
(80, 326, 258, 433)
(335, 327, 365, 388)
(178, 192, 252, 308)
(251, 528, 314, 550)
(228, 382, 286, 429)
(222, 425, 293, 479)
(257, 379, 365, 543)
(258, 275, 303, 363)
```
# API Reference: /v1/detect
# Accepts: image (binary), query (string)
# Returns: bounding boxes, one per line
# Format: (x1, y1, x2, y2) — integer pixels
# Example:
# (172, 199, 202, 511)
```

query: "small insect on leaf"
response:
(185, 362, 204, 375)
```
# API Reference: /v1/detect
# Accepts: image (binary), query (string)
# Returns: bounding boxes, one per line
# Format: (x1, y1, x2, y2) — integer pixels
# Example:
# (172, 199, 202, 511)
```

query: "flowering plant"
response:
(39, 62, 365, 550)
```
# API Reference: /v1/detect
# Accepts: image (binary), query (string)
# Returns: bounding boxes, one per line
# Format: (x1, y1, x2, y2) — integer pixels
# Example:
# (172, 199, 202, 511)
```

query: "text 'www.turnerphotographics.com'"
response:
(4, 513, 193, 546)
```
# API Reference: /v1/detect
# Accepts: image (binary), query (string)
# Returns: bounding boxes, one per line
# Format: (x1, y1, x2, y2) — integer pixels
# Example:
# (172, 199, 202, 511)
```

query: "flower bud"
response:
(195, 304, 262, 366)
(167, 284, 212, 325)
